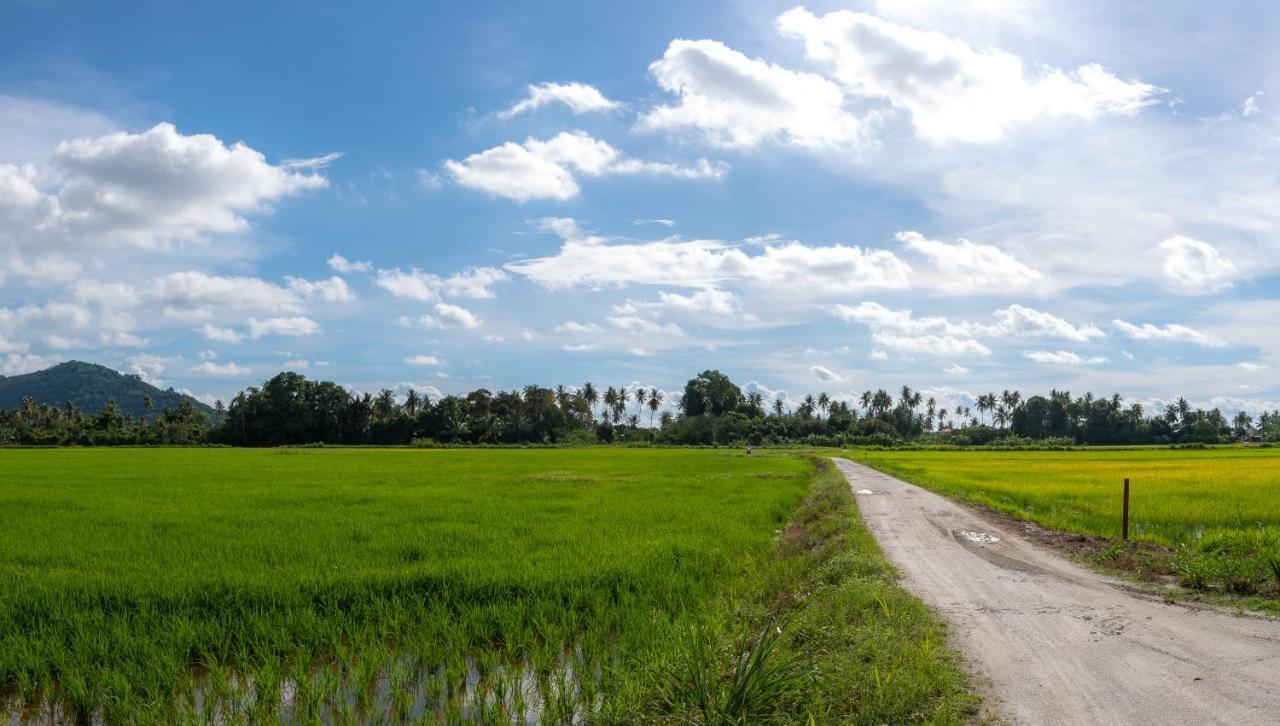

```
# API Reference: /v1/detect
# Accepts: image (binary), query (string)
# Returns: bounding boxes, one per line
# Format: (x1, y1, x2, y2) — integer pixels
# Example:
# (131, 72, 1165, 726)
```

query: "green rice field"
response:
(0, 448, 975, 723)
(860, 447, 1280, 598)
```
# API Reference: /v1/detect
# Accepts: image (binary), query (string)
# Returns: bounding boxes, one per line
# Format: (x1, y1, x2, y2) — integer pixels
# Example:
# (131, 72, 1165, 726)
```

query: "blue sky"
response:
(1, 0, 1277, 416)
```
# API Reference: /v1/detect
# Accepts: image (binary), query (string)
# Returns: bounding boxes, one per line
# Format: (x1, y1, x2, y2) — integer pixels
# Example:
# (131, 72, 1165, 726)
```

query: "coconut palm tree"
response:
(817, 392, 830, 418)
(773, 398, 786, 417)
(403, 388, 421, 417)
(581, 382, 599, 422)
(634, 387, 647, 419)
(859, 390, 873, 415)
(647, 389, 665, 428)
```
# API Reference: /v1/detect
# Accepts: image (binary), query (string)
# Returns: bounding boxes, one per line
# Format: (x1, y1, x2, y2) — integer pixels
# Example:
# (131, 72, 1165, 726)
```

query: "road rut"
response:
(835, 457, 1280, 725)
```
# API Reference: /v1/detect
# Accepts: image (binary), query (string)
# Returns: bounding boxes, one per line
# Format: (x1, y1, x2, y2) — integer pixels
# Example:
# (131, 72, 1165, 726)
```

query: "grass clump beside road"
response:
(0, 448, 976, 723)
(858, 447, 1280, 603)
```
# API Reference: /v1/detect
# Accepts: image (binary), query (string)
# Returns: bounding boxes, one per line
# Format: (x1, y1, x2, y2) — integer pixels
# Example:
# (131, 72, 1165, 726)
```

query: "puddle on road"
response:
(957, 531, 1001, 544)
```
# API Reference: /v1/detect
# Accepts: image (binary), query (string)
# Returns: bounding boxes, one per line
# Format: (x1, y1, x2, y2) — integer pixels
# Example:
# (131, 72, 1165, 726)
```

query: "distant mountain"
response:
(0, 361, 217, 420)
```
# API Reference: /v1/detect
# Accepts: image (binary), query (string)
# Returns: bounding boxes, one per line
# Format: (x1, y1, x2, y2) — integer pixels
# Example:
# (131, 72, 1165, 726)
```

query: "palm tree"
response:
(773, 398, 786, 417)
(647, 389, 665, 428)
(602, 387, 617, 424)
(404, 388, 421, 417)
(142, 395, 155, 415)
(634, 387, 647, 419)
(817, 392, 830, 418)
(926, 397, 937, 431)
(976, 393, 994, 425)
(581, 382, 599, 422)
(859, 390, 872, 415)
(747, 392, 764, 417)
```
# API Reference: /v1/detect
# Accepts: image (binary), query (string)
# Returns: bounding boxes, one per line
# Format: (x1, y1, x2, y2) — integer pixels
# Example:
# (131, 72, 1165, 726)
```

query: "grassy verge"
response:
(855, 448, 1280, 613)
(643, 457, 980, 723)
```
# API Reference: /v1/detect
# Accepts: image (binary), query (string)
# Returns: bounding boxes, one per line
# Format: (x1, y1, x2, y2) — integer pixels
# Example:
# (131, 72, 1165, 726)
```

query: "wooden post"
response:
(1122, 478, 1130, 541)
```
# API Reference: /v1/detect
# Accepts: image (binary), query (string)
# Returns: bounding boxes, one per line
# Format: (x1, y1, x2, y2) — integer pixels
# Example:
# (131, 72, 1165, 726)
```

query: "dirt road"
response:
(835, 458, 1280, 725)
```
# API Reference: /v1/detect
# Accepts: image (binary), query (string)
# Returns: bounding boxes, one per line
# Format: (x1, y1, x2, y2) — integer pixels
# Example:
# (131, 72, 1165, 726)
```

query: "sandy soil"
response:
(835, 458, 1280, 725)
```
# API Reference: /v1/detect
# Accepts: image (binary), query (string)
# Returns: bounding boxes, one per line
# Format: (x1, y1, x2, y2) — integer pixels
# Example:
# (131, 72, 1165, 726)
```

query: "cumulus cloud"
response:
(606, 315, 684, 337)
(327, 253, 372, 273)
(127, 353, 171, 385)
(943, 364, 971, 375)
(639, 38, 864, 148)
(434, 303, 482, 329)
(499, 81, 621, 118)
(1023, 350, 1108, 365)
(873, 332, 992, 357)
(508, 220, 911, 295)
(377, 267, 507, 302)
(0, 353, 58, 375)
(777, 7, 1162, 144)
(1112, 319, 1225, 347)
(0, 123, 326, 259)
(811, 364, 843, 382)
(445, 131, 724, 202)
(1159, 235, 1237, 292)
(405, 354, 442, 365)
(831, 301, 1100, 342)
(190, 360, 250, 377)
(248, 316, 321, 338)
(198, 323, 243, 343)
(285, 275, 355, 302)
(898, 231, 1042, 291)
(1237, 362, 1267, 372)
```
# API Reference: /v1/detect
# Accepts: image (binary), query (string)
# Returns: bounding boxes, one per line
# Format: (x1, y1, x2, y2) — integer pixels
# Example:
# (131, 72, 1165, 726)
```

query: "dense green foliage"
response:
(862, 448, 1280, 600)
(0, 448, 976, 723)
(0, 361, 213, 420)
(5, 362, 1272, 448)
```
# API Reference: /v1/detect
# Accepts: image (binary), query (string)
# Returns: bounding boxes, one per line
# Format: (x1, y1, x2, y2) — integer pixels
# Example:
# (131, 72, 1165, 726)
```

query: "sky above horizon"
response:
(1, 0, 1278, 417)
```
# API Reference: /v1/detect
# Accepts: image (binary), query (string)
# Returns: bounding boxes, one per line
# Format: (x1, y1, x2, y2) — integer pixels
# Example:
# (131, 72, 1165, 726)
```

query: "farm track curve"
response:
(835, 457, 1280, 725)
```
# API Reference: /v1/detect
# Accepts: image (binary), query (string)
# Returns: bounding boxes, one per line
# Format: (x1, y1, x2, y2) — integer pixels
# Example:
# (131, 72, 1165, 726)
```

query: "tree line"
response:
(1, 368, 1276, 447)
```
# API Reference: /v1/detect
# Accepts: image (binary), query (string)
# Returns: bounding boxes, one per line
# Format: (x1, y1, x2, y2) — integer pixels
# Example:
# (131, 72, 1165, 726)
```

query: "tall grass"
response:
(859, 447, 1280, 599)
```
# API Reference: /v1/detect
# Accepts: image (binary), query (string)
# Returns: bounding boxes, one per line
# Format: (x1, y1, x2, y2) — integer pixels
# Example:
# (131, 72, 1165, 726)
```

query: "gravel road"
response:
(835, 457, 1280, 725)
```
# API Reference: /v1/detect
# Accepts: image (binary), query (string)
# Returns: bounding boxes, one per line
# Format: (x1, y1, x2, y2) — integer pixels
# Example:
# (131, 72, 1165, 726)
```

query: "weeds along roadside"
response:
(638, 457, 980, 724)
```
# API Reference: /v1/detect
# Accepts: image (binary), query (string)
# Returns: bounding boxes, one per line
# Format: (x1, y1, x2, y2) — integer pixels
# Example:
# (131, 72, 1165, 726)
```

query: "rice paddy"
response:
(859, 447, 1280, 598)
(0, 448, 976, 723)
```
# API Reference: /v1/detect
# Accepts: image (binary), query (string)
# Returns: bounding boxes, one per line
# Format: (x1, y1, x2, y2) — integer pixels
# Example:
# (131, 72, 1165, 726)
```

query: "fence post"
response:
(1122, 478, 1130, 541)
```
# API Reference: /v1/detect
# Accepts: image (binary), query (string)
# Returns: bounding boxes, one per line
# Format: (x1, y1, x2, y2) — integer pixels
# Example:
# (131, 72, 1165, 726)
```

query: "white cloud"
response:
(199, 323, 243, 343)
(248, 316, 321, 338)
(190, 360, 250, 377)
(440, 267, 508, 300)
(405, 354, 442, 365)
(656, 288, 740, 315)
(376, 266, 508, 302)
(434, 302, 482, 330)
(286, 275, 355, 302)
(1237, 362, 1267, 372)
(606, 315, 684, 337)
(376, 268, 441, 302)
(1112, 319, 1225, 347)
(499, 81, 621, 118)
(831, 301, 1100, 341)
(898, 231, 1042, 291)
(872, 332, 992, 357)
(328, 253, 372, 273)
(150, 271, 304, 316)
(639, 38, 864, 148)
(1023, 350, 1108, 365)
(1159, 235, 1237, 292)
(0, 353, 57, 375)
(1242, 93, 1262, 117)
(1, 123, 326, 259)
(509, 221, 911, 295)
(445, 131, 723, 202)
(127, 353, 171, 385)
(778, 8, 1162, 144)
(943, 364, 971, 375)
(563, 343, 598, 352)
(811, 364, 843, 382)
(555, 321, 604, 334)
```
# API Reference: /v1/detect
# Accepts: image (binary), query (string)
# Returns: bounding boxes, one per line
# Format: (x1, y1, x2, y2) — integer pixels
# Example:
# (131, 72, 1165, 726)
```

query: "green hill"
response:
(0, 361, 216, 420)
